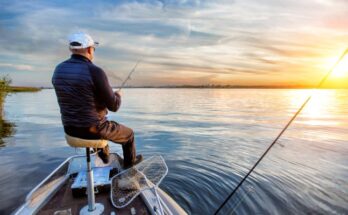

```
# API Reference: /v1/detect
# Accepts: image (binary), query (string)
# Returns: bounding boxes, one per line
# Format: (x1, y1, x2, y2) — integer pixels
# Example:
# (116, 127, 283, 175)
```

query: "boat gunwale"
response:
(25, 155, 78, 202)
(14, 154, 93, 215)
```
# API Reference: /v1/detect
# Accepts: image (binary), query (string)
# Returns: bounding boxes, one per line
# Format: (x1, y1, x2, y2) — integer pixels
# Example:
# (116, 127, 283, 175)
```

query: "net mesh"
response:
(111, 155, 168, 208)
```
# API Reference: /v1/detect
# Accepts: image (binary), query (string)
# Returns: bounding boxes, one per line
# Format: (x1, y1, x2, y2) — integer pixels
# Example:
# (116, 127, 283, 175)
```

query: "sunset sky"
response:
(0, 0, 347, 87)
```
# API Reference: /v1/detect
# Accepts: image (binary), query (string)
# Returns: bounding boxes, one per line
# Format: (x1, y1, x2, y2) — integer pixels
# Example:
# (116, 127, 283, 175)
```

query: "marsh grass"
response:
(0, 76, 41, 146)
(0, 76, 15, 146)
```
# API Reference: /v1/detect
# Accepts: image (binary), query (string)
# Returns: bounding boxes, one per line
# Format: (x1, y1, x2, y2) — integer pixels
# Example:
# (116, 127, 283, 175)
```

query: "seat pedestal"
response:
(65, 134, 108, 215)
(79, 147, 104, 215)
(80, 203, 104, 215)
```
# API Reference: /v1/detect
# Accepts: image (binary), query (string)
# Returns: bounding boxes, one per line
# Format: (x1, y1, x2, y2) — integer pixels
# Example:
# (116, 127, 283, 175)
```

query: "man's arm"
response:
(90, 65, 121, 112)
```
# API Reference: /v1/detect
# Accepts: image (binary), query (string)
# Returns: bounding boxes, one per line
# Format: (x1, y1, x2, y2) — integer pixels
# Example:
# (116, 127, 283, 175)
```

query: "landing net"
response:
(111, 155, 168, 208)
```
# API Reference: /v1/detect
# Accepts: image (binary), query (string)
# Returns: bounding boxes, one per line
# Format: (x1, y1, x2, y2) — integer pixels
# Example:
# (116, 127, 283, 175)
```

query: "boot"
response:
(123, 154, 143, 169)
(97, 145, 110, 164)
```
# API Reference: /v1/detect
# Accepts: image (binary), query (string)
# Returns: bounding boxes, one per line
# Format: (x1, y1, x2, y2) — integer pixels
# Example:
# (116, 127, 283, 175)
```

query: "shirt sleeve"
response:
(89, 64, 121, 112)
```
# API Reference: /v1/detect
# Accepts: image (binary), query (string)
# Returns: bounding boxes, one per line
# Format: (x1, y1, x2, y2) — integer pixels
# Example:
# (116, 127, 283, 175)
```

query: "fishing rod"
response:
(118, 60, 141, 91)
(214, 48, 348, 215)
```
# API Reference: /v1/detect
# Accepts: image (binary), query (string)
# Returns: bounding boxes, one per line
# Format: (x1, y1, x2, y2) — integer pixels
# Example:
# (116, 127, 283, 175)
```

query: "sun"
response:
(331, 55, 348, 78)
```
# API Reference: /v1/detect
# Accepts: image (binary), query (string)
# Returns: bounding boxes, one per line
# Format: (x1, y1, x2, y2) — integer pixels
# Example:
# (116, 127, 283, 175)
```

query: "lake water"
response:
(0, 89, 347, 214)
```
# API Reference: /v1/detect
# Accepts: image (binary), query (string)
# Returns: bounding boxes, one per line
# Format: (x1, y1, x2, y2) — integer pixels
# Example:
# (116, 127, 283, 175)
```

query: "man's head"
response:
(68, 32, 98, 61)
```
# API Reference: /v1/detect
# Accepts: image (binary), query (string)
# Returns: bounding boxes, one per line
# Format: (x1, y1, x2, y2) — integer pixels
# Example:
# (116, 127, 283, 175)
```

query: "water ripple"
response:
(0, 89, 347, 214)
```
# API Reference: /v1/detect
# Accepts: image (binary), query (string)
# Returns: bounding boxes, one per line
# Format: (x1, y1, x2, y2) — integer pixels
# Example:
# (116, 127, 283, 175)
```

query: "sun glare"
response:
(331, 55, 348, 78)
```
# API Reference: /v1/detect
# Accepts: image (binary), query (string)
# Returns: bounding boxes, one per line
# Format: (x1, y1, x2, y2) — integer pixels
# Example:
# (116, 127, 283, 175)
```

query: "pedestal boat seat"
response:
(65, 134, 108, 215)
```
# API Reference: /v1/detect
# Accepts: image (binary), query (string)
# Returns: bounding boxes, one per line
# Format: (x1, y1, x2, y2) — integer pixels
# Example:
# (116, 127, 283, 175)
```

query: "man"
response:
(52, 32, 142, 168)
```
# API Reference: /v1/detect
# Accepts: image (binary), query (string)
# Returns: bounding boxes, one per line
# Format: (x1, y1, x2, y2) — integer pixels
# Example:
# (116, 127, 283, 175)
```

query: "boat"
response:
(14, 151, 187, 215)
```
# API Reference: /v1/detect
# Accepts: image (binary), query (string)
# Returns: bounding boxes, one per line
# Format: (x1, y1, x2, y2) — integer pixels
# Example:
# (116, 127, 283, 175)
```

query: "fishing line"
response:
(105, 59, 141, 119)
(118, 60, 142, 91)
(214, 48, 348, 215)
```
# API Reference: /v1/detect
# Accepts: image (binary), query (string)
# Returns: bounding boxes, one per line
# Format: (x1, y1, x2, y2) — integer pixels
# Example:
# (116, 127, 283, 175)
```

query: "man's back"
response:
(52, 54, 120, 128)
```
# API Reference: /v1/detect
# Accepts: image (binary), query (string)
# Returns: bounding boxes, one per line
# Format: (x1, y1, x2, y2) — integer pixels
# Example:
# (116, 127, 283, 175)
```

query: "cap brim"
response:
(69, 45, 84, 49)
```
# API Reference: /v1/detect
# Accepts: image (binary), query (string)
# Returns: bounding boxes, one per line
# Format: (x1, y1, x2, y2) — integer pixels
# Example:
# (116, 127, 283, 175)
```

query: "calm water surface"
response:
(0, 89, 347, 214)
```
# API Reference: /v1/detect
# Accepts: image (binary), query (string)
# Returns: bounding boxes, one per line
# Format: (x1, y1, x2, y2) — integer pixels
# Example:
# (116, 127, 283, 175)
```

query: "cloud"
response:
(0, 63, 34, 71)
(0, 0, 347, 86)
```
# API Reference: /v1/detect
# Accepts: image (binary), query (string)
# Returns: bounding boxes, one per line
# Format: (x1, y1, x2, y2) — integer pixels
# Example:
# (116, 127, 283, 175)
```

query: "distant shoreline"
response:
(8, 86, 41, 92)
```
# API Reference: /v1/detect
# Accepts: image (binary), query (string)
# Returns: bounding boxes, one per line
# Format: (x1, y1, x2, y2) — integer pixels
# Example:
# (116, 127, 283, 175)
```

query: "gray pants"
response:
(96, 120, 136, 167)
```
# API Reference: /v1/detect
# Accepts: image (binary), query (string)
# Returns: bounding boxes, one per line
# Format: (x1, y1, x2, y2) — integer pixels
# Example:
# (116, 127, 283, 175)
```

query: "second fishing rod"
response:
(214, 48, 348, 215)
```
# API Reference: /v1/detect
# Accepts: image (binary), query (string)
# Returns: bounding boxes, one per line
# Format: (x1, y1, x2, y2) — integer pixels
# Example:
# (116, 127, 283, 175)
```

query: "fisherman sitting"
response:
(52, 32, 142, 168)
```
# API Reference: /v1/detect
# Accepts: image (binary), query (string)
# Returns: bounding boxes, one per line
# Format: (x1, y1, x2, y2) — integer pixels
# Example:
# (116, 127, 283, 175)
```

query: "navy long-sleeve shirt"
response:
(52, 54, 121, 139)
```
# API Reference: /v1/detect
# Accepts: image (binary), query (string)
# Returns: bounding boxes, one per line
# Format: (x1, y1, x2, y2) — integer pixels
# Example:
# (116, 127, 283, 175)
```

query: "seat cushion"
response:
(65, 134, 108, 148)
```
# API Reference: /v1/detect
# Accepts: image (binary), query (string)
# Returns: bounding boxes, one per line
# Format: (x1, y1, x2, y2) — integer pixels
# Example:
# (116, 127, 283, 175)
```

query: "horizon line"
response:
(16, 84, 348, 90)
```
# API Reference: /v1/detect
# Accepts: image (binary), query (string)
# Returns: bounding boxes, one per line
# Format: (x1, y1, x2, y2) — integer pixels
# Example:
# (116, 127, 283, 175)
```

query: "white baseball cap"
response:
(68, 32, 99, 49)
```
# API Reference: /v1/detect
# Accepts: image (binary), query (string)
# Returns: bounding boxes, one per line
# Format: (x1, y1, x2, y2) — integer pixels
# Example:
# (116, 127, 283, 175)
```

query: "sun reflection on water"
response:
(291, 90, 341, 126)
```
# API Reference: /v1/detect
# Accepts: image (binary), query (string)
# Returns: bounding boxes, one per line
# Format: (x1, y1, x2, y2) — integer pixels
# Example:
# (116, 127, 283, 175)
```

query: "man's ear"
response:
(87, 47, 92, 55)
